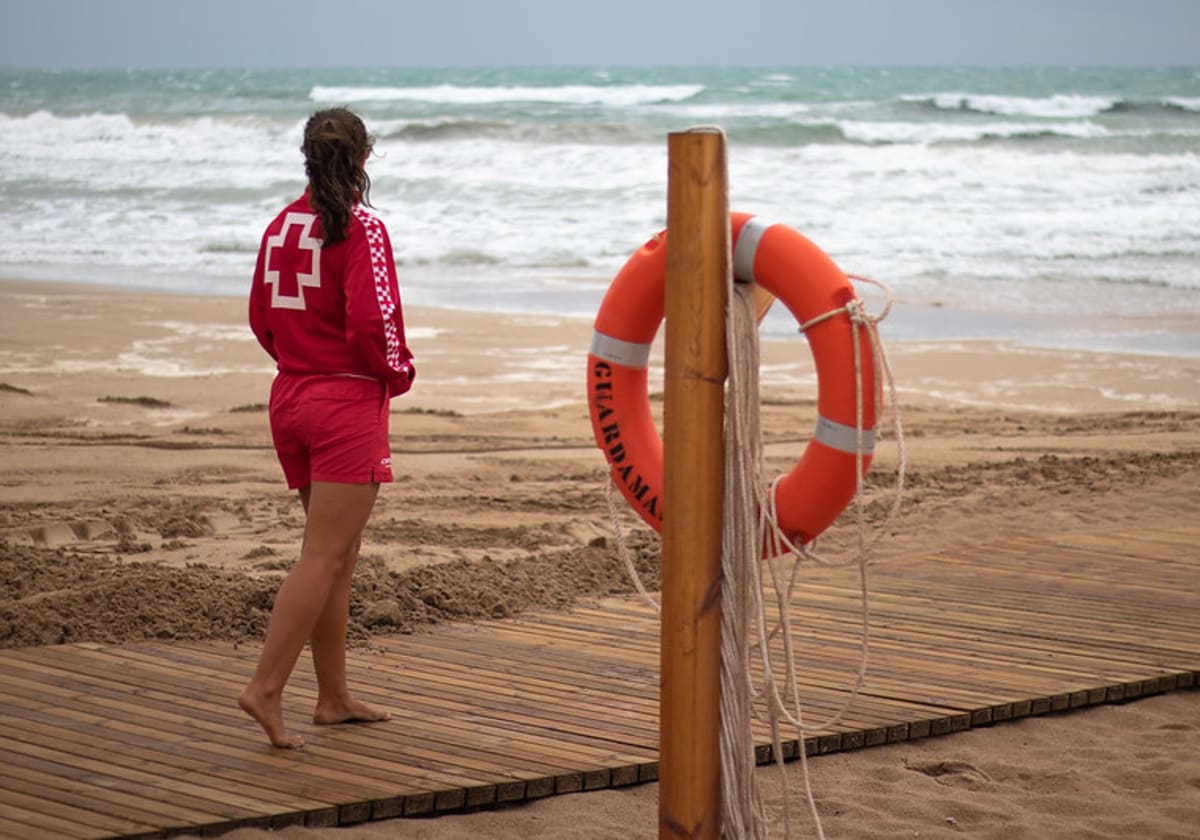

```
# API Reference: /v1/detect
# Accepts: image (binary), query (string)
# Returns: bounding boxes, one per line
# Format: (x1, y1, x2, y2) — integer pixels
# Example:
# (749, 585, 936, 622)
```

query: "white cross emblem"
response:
(263, 212, 322, 310)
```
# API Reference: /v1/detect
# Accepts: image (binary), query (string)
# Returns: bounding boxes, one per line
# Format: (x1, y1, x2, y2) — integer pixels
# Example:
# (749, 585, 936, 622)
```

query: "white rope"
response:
(721, 282, 768, 838)
(605, 473, 660, 614)
(727, 273, 907, 839)
(754, 276, 907, 736)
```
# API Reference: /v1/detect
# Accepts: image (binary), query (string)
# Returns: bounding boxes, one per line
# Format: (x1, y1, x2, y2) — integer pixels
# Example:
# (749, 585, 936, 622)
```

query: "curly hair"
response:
(301, 108, 375, 244)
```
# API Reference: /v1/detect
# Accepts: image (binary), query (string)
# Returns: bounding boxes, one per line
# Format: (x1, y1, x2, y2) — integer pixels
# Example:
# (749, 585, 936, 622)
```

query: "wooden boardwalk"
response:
(1, 527, 1197, 839)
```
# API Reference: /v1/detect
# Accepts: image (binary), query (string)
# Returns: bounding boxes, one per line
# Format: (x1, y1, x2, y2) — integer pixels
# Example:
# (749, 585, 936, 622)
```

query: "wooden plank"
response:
(0, 528, 1196, 839)
(21, 643, 657, 787)
(0, 710, 323, 812)
(0, 799, 118, 840)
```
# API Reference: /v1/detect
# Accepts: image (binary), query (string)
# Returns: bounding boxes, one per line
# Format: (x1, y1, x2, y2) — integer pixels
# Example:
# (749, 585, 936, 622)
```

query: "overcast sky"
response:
(1, 0, 1197, 69)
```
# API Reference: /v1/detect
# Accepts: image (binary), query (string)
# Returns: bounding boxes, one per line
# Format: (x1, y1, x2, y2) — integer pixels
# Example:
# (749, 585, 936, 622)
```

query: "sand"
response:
(1, 278, 1198, 838)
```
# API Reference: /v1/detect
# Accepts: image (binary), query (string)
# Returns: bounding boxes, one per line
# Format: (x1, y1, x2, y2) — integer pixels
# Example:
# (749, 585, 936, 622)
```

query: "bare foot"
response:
(239, 686, 305, 749)
(313, 694, 391, 726)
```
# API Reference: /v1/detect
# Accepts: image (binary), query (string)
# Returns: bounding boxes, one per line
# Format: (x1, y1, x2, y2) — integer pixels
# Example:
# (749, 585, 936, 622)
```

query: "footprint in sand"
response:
(904, 759, 993, 789)
(22, 519, 119, 548)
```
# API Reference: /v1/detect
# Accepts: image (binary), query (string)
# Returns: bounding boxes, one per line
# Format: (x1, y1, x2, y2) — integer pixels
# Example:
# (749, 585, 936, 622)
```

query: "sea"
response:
(2, 66, 1198, 356)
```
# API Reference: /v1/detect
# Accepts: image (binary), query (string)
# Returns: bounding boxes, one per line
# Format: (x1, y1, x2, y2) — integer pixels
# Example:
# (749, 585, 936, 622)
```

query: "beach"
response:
(0, 278, 1197, 838)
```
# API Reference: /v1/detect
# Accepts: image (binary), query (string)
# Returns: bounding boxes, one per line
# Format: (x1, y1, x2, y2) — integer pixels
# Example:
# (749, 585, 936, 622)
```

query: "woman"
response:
(240, 107, 415, 748)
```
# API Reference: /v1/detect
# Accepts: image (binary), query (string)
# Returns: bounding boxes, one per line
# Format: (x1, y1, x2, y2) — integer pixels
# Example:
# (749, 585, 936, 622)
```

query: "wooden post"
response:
(659, 128, 728, 840)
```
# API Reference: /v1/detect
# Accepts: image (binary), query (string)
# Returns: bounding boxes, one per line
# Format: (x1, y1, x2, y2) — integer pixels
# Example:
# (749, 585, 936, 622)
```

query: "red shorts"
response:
(268, 373, 393, 490)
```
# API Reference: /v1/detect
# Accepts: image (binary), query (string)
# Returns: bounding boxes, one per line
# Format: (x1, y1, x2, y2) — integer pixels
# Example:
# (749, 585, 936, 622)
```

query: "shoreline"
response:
(5, 270, 1200, 361)
(3, 278, 1198, 420)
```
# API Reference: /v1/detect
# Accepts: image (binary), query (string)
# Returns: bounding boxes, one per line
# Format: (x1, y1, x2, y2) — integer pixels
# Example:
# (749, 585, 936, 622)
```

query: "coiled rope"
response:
(734, 274, 905, 839)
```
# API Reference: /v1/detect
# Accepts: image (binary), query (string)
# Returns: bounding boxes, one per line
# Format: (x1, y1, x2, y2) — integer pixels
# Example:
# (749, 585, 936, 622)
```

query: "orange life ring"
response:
(587, 212, 879, 546)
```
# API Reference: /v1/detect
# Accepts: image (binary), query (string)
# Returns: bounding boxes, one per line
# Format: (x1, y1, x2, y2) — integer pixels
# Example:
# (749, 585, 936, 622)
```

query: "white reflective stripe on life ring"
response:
(590, 331, 652, 368)
(814, 415, 876, 455)
(732, 216, 776, 284)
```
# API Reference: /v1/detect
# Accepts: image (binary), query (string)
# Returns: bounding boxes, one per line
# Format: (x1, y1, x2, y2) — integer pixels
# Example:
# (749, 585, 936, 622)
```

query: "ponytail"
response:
(301, 108, 375, 244)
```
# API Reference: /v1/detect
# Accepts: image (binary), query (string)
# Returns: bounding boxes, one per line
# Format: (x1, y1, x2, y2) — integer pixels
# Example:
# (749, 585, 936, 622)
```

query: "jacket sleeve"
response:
(248, 230, 278, 361)
(344, 212, 415, 397)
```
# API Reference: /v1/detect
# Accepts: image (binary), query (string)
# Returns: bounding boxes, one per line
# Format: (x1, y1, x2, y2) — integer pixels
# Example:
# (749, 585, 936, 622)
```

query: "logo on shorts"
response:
(380, 457, 392, 467)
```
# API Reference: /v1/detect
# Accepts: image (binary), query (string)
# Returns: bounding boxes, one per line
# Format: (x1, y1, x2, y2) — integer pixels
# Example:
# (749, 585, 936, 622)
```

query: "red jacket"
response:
(250, 193, 415, 397)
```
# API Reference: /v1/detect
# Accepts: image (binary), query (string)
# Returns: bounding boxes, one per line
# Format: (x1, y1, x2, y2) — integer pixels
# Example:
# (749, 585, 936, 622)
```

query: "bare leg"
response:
(310, 534, 391, 725)
(239, 481, 379, 748)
